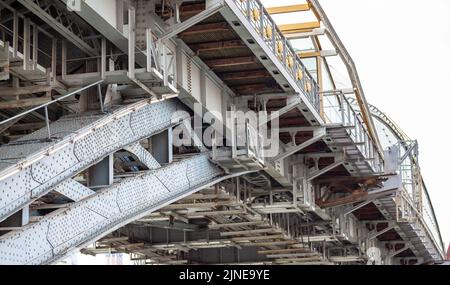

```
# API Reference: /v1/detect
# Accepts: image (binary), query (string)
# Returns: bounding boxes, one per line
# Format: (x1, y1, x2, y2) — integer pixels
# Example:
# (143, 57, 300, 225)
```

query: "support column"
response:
(150, 129, 173, 164)
(0, 207, 29, 236)
(116, 0, 124, 32)
(88, 155, 114, 188)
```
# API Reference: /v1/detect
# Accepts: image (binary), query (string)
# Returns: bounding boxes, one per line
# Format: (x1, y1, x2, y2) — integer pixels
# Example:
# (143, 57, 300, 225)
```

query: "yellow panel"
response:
(278, 22, 321, 34)
(266, 4, 311, 15)
(298, 51, 321, 58)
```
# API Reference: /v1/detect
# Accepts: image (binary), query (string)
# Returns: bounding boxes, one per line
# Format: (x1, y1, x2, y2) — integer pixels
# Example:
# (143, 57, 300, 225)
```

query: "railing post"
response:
(128, 7, 136, 79)
(271, 19, 276, 52)
(61, 40, 67, 80)
(101, 37, 106, 80)
(44, 106, 51, 139)
(97, 84, 104, 113)
(51, 38, 57, 84)
(162, 44, 168, 86)
(146, 28, 152, 72)
(23, 18, 30, 70)
(259, 2, 264, 38)
(12, 11, 18, 58)
(32, 24, 38, 70)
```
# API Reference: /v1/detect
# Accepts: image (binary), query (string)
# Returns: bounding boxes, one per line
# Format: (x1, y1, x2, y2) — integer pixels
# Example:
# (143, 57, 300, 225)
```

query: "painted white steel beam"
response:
(0, 155, 226, 264)
(0, 98, 189, 222)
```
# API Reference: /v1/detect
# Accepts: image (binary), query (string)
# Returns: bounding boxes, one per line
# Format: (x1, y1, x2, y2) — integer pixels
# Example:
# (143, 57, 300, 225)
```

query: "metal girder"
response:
(18, 0, 98, 56)
(160, 0, 225, 41)
(368, 224, 396, 240)
(0, 97, 51, 110)
(179, 22, 232, 37)
(308, 159, 344, 181)
(0, 98, 189, 222)
(59, 0, 147, 66)
(0, 155, 226, 264)
(278, 22, 321, 34)
(298, 50, 338, 58)
(387, 245, 412, 259)
(53, 179, 95, 202)
(0, 85, 53, 97)
(205, 56, 258, 68)
(191, 40, 245, 53)
(271, 127, 326, 162)
(259, 97, 303, 126)
(124, 143, 161, 170)
(342, 187, 398, 214)
(284, 28, 326, 40)
(266, 4, 311, 15)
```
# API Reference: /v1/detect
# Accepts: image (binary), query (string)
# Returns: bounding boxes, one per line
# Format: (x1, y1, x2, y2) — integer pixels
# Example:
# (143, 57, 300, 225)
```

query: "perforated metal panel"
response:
(0, 154, 224, 264)
(0, 98, 189, 222)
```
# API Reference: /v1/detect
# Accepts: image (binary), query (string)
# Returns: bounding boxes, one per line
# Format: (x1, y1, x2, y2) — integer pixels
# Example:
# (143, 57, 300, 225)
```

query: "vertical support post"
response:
(0, 207, 29, 233)
(146, 28, 153, 72)
(259, 2, 264, 35)
(212, 129, 217, 160)
(200, 70, 206, 105)
(51, 38, 57, 84)
(339, 93, 345, 125)
(88, 155, 114, 187)
(287, 213, 290, 237)
(175, 45, 183, 87)
(98, 84, 104, 113)
(292, 164, 298, 206)
(236, 177, 240, 203)
(162, 44, 168, 86)
(101, 38, 107, 80)
(269, 189, 273, 225)
(44, 106, 51, 139)
(61, 40, 67, 80)
(230, 104, 237, 159)
(12, 12, 18, 58)
(32, 24, 38, 70)
(316, 54, 324, 118)
(116, 0, 124, 32)
(150, 129, 173, 164)
(23, 18, 31, 70)
(175, 1, 181, 24)
(128, 7, 136, 79)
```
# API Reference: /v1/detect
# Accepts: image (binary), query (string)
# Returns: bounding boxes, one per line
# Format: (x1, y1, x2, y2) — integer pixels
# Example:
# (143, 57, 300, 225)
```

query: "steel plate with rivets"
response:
(0, 154, 224, 264)
(0, 98, 189, 222)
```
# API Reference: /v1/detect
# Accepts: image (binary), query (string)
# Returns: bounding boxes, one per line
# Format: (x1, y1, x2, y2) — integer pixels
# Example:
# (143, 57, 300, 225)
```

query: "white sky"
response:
(263, 0, 450, 248)
(319, 0, 450, 249)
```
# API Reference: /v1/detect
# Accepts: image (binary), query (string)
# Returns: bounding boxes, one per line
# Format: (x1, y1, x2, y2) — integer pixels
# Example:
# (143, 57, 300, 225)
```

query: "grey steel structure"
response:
(0, 0, 445, 265)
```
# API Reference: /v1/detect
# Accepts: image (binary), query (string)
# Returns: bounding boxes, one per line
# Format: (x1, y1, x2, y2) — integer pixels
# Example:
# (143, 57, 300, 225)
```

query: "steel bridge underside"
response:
(0, 0, 444, 265)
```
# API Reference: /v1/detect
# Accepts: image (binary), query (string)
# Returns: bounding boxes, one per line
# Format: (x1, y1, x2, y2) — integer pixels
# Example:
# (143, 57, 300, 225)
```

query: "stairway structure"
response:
(0, 0, 445, 265)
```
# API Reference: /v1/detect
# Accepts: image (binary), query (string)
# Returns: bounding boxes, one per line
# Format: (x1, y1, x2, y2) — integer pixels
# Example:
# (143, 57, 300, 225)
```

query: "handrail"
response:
(230, 1, 383, 172)
(230, 0, 320, 112)
(307, 0, 384, 161)
(0, 1, 54, 39)
(349, 98, 446, 257)
(323, 94, 383, 172)
(0, 80, 104, 127)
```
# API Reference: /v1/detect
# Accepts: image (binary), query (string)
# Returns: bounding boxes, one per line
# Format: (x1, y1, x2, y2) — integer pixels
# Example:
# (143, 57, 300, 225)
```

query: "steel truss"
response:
(0, 97, 188, 222)
(0, 154, 226, 264)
